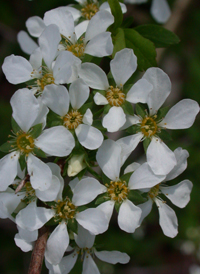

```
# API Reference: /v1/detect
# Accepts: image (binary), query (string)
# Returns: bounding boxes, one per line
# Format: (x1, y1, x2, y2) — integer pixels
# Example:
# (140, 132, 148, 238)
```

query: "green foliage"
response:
(124, 29, 157, 71)
(135, 103, 147, 118)
(108, 0, 123, 32)
(0, 142, 13, 153)
(128, 190, 147, 205)
(33, 147, 47, 158)
(29, 123, 43, 139)
(47, 110, 63, 128)
(157, 129, 172, 141)
(126, 125, 140, 134)
(95, 193, 110, 205)
(135, 24, 180, 48)
(68, 218, 78, 234)
(112, 28, 126, 57)
(11, 117, 21, 134)
(114, 201, 121, 213)
(156, 106, 169, 121)
(143, 137, 151, 153)
(121, 101, 134, 115)
(19, 154, 26, 171)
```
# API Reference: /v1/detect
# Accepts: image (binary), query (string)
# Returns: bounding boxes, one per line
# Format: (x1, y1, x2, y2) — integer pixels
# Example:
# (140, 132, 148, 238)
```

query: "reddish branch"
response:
(28, 226, 49, 274)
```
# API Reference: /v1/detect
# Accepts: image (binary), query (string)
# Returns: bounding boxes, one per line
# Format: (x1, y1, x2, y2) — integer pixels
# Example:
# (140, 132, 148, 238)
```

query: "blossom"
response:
(78, 48, 152, 132)
(0, 89, 75, 191)
(45, 224, 130, 273)
(67, 154, 87, 177)
(42, 81, 104, 150)
(119, 67, 200, 175)
(124, 0, 171, 24)
(137, 147, 193, 238)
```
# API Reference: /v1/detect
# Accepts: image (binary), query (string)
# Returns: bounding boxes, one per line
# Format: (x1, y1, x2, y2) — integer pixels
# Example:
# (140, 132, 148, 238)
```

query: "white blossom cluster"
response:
(0, 1, 199, 273)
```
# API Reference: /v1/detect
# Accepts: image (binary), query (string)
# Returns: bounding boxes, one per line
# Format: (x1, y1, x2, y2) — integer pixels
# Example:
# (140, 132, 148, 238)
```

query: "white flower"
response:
(2, 24, 75, 94)
(67, 154, 87, 177)
(14, 225, 38, 252)
(124, 0, 171, 24)
(119, 67, 200, 175)
(16, 176, 109, 265)
(78, 48, 152, 132)
(0, 89, 75, 191)
(137, 147, 193, 238)
(42, 81, 104, 150)
(45, 224, 130, 273)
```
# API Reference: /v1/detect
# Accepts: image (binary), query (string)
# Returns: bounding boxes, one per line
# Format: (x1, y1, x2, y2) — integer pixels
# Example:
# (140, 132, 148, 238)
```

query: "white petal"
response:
(17, 31, 38, 55)
(137, 198, 153, 226)
(103, 106, 126, 132)
(76, 124, 103, 150)
(29, 47, 42, 70)
(76, 208, 109, 235)
(44, 8, 74, 39)
(67, 56, 81, 84)
(14, 233, 33, 252)
(26, 16, 46, 37)
(94, 250, 130, 264)
(150, 0, 171, 24)
(97, 200, 114, 223)
(55, 251, 78, 274)
(165, 147, 189, 181)
(31, 97, 49, 129)
(66, 6, 81, 21)
(118, 199, 142, 233)
(42, 84, 69, 116)
(36, 175, 61, 201)
(45, 222, 69, 265)
(39, 24, 61, 69)
(27, 154, 52, 191)
(116, 133, 143, 165)
(2, 55, 32, 84)
(75, 20, 89, 40)
(85, 32, 113, 57)
(126, 79, 153, 103)
(129, 162, 165, 190)
(0, 189, 22, 217)
(143, 67, 171, 115)
(147, 137, 177, 175)
(0, 152, 19, 191)
(124, 162, 141, 174)
(75, 224, 95, 248)
(18, 225, 38, 243)
(69, 177, 80, 192)
(53, 51, 74, 84)
(16, 201, 54, 231)
(159, 99, 200, 129)
(96, 139, 121, 180)
(72, 177, 106, 206)
(160, 180, 193, 208)
(83, 109, 93, 126)
(111, 48, 137, 86)
(79, 63, 109, 90)
(36, 126, 75, 157)
(83, 254, 100, 274)
(11, 88, 40, 132)
(100, 2, 127, 14)
(155, 199, 178, 238)
(119, 114, 141, 130)
(94, 93, 108, 105)
(85, 10, 114, 42)
(69, 79, 90, 109)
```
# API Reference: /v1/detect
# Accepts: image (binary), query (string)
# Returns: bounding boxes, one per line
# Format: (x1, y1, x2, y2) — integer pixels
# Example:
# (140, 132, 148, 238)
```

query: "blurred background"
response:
(0, 0, 200, 273)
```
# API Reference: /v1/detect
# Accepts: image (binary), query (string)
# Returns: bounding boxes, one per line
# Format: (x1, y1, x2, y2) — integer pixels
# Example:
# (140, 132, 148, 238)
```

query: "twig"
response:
(28, 226, 49, 274)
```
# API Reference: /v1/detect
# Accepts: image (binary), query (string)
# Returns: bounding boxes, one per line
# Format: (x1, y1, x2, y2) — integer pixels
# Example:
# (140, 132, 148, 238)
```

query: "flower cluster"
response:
(0, 0, 199, 273)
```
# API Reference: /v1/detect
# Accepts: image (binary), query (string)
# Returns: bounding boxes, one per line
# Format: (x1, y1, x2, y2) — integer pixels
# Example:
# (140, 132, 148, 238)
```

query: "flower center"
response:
(81, 3, 99, 20)
(106, 86, 125, 106)
(140, 116, 158, 137)
(148, 184, 160, 200)
(106, 180, 129, 203)
(16, 133, 35, 155)
(63, 110, 83, 129)
(67, 43, 85, 57)
(37, 73, 55, 91)
(53, 199, 76, 222)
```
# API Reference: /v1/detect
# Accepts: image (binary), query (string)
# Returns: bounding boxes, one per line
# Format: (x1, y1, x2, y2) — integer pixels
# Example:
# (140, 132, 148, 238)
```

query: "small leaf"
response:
(155, 106, 169, 121)
(103, 104, 111, 115)
(124, 28, 157, 71)
(95, 193, 110, 205)
(11, 117, 21, 134)
(128, 190, 147, 205)
(68, 218, 78, 234)
(77, 168, 87, 180)
(112, 28, 126, 58)
(126, 125, 140, 134)
(121, 16, 134, 28)
(135, 103, 147, 118)
(19, 154, 26, 171)
(33, 147, 47, 158)
(29, 123, 43, 139)
(108, 0, 123, 32)
(121, 101, 134, 115)
(143, 138, 151, 153)
(0, 142, 13, 153)
(47, 110, 62, 128)
(114, 201, 121, 213)
(157, 129, 172, 141)
(120, 172, 133, 183)
(135, 24, 180, 48)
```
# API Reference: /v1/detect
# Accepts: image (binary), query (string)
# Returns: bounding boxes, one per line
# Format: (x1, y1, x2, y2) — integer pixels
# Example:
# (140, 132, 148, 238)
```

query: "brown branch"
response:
(28, 226, 49, 274)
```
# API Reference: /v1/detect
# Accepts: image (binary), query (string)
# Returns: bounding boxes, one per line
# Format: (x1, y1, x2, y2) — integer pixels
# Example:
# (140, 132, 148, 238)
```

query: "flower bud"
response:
(67, 154, 87, 177)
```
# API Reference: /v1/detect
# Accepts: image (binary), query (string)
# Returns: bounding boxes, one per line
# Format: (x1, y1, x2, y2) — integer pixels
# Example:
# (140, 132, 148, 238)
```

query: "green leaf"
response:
(120, 172, 133, 183)
(103, 104, 111, 115)
(157, 129, 172, 141)
(121, 101, 134, 115)
(92, 120, 106, 132)
(33, 147, 47, 158)
(77, 168, 87, 180)
(121, 16, 134, 28)
(79, 102, 94, 115)
(108, 0, 123, 32)
(155, 106, 169, 121)
(0, 142, 13, 153)
(135, 24, 180, 48)
(47, 110, 62, 128)
(101, 172, 111, 185)
(29, 123, 43, 139)
(19, 154, 26, 171)
(124, 28, 157, 71)
(68, 218, 78, 234)
(128, 190, 147, 205)
(143, 138, 151, 153)
(11, 117, 21, 134)
(112, 28, 126, 57)
(126, 125, 140, 134)
(114, 201, 121, 213)
(95, 193, 110, 205)
(135, 103, 147, 118)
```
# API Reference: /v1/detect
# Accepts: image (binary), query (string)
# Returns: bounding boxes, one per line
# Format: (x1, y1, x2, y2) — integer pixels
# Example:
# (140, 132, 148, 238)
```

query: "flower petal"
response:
(83, 254, 100, 274)
(150, 0, 171, 24)
(69, 79, 90, 110)
(103, 106, 126, 132)
(17, 31, 38, 55)
(14, 233, 34, 252)
(26, 16, 46, 37)
(75, 124, 103, 150)
(94, 93, 108, 105)
(83, 109, 93, 126)
(137, 198, 153, 226)
(75, 224, 95, 248)
(45, 222, 69, 265)
(126, 79, 153, 103)
(118, 199, 142, 233)
(94, 250, 130, 264)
